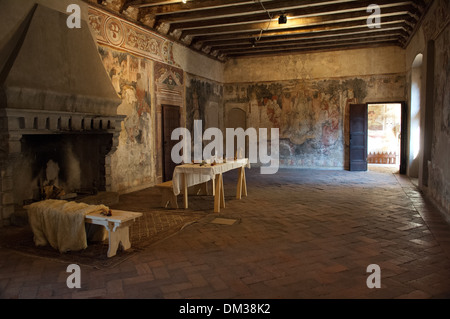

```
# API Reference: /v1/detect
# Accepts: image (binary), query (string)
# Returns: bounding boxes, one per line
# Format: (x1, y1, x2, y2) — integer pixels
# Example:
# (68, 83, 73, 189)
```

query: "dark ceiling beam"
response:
(95, 0, 128, 12)
(169, 12, 277, 32)
(96, 0, 429, 60)
(128, 0, 180, 5)
(226, 41, 401, 58)
(194, 20, 412, 52)
(130, 0, 254, 10)
(209, 27, 409, 51)
(129, 0, 258, 28)
(180, 4, 417, 38)
(410, 0, 426, 11)
(150, 0, 345, 22)
(166, 0, 412, 32)
(192, 14, 415, 46)
(203, 23, 409, 48)
(216, 31, 407, 52)
(225, 37, 401, 57)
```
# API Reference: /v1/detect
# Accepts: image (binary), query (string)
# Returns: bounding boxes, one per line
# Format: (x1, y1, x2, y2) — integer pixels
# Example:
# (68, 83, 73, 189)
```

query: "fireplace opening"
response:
(13, 134, 113, 205)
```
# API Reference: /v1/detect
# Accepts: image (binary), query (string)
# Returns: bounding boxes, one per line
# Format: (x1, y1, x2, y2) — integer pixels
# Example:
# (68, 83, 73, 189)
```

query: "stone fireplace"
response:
(0, 4, 124, 226)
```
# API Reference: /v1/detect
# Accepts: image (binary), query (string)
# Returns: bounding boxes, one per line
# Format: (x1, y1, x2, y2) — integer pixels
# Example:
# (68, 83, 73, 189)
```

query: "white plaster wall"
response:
(405, 25, 426, 70)
(173, 43, 224, 83)
(429, 23, 450, 217)
(404, 25, 427, 180)
(224, 46, 406, 83)
(404, 0, 450, 217)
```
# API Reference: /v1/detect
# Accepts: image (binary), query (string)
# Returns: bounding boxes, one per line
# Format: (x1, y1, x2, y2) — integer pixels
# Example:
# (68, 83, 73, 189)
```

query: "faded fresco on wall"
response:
(154, 62, 184, 89)
(153, 61, 184, 181)
(429, 22, 450, 213)
(89, 6, 178, 66)
(224, 75, 405, 168)
(185, 74, 224, 134)
(97, 45, 154, 191)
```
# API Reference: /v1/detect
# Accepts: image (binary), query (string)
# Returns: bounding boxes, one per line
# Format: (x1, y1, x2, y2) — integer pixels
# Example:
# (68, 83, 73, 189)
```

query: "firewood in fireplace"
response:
(41, 183, 66, 200)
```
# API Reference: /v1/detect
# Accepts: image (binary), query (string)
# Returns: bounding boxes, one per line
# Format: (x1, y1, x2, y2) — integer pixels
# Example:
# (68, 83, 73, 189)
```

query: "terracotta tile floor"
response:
(1, 166, 450, 299)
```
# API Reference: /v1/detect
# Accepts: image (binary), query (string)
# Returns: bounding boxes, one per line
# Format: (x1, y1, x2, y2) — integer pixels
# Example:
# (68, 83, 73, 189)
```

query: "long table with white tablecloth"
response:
(172, 158, 250, 213)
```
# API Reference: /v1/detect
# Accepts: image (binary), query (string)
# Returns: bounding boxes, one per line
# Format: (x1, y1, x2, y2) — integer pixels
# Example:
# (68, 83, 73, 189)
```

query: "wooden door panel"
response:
(351, 134, 365, 146)
(162, 105, 180, 182)
(349, 104, 368, 171)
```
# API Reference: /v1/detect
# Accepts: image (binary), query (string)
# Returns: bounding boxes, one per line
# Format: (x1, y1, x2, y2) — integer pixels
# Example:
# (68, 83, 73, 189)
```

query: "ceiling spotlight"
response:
(182, 0, 187, 3)
(278, 14, 287, 24)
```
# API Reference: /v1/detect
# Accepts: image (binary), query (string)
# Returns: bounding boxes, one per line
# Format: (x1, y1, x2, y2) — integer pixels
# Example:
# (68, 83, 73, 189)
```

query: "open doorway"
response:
(367, 103, 402, 172)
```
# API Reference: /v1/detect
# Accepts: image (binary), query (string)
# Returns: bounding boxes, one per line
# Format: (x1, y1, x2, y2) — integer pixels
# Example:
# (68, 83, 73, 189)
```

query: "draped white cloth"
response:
(172, 158, 250, 195)
(25, 200, 109, 253)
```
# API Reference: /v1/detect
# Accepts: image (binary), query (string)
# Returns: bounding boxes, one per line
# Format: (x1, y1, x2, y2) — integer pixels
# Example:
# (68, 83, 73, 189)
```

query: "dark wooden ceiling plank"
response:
(149, 0, 349, 21)
(216, 31, 406, 52)
(195, 16, 413, 46)
(410, 0, 427, 11)
(128, 0, 179, 5)
(225, 38, 401, 56)
(181, 5, 416, 39)
(167, 0, 413, 31)
(131, 0, 253, 10)
(210, 28, 408, 51)
(169, 11, 279, 32)
(86, 0, 430, 60)
(226, 41, 401, 58)
(195, 20, 412, 54)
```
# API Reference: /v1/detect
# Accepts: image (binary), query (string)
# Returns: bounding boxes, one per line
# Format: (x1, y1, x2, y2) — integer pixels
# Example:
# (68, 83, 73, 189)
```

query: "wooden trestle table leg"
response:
(214, 173, 225, 213)
(236, 166, 248, 199)
(183, 173, 188, 209)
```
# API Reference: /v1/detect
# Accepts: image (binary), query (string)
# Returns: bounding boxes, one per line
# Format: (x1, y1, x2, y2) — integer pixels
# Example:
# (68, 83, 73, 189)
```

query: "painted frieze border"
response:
(88, 6, 178, 66)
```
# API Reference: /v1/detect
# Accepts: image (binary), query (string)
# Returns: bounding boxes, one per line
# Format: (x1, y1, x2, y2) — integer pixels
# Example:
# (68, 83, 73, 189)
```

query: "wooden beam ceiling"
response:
(89, 0, 431, 61)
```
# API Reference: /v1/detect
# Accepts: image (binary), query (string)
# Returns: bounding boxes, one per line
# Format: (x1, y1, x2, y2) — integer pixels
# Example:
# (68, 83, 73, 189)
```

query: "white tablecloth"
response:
(172, 158, 250, 195)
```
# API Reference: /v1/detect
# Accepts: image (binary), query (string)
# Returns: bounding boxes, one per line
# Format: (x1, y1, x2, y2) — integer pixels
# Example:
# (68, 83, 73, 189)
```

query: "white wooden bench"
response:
(156, 180, 178, 209)
(85, 210, 142, 258)
(156, 180, 212, 209)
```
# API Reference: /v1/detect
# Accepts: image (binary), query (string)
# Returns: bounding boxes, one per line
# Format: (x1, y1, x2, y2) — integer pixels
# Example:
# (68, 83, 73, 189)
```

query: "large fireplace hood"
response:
(0, 4, 125, 226)
(0, 3, 122, 116)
